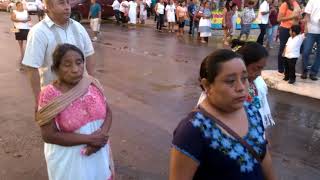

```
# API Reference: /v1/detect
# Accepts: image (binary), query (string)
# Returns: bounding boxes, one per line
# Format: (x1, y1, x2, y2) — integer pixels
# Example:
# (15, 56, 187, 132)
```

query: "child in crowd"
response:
(89, 0, 102, 42)
(266, 2, 279, 49)
(283, 25, 304, 84)
(230, 3, 238, 40)
(222, 0, 233, 45)
(239, 1, 256, 41)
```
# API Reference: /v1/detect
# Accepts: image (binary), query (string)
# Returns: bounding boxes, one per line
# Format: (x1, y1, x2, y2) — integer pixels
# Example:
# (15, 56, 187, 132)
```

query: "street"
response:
(0, 12, 319, 179)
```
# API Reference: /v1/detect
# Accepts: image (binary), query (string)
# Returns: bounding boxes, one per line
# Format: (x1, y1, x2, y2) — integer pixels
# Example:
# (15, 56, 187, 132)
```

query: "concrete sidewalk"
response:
(262, 70, 320, 100)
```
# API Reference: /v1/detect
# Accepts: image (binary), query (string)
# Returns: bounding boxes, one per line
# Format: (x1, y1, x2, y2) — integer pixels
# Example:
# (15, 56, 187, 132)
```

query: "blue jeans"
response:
(267, 25, 278, 47)
(302, 33, 320, 75)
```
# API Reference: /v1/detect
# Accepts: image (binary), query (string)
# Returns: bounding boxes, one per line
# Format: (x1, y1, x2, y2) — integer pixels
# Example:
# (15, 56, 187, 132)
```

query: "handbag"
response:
(193, 106, 263, 163)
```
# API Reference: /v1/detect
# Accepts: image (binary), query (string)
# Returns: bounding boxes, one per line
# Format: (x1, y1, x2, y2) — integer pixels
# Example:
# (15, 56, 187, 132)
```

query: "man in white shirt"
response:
(22, 0, 95, 104)
(111, 0, 121, 24)
(302, 0, 320, 81)
(256, 0, 272, 45)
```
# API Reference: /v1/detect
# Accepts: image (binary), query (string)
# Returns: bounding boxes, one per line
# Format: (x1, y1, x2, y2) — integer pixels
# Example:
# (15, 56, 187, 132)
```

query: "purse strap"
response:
(195, 106, 263, 163)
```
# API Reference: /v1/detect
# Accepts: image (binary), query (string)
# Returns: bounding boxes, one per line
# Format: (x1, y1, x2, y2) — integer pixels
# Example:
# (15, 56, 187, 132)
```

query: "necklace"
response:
(247, 82, 261, 109)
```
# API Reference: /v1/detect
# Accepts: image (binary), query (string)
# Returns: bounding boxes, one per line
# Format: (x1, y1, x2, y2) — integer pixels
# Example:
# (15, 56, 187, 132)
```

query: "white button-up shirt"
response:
(22, 16, 94, 88)
(112, 0, 120, 11)
(305, 0, 320, 34)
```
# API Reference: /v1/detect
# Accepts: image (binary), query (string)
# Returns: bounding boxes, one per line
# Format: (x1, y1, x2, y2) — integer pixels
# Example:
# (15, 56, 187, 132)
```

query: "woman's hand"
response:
(88, 131, 109, 147)
(82, 145, 101, 156)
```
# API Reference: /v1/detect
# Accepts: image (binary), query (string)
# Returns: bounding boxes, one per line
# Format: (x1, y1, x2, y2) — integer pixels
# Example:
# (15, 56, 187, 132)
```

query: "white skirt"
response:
(45, 120, 113, 180)
(199, 18, 212, 37)
(167, 12, 175, 22)
(129, 9, 137, 24)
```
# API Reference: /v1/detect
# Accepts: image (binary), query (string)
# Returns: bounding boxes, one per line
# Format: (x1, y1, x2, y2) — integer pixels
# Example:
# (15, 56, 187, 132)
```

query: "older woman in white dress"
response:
(128, 0, 138, 24)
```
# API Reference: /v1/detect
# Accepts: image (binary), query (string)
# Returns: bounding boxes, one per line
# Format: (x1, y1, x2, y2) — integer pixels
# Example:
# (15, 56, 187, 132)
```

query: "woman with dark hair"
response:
(11, 1, 31, 71)
(198, 1, 213, 43)
(176, 1, 188, 36)
(36, 44, 114, 180)
(197, 42, 275, 128)
(277, 0, 301, 73)
(222, 0, 234, 45)
(170, 49, 276, 180)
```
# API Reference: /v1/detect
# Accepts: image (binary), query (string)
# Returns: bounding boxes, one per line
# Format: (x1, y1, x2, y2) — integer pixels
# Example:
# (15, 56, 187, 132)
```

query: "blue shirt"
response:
(90, 3, 101, 18)
(172, 102, 267, 180)
(188, 3, 196, 16)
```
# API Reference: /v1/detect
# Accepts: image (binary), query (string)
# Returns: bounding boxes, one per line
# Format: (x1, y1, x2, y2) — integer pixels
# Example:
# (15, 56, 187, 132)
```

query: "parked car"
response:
(25, 0, 38, 14)
(70, 0, 114, 22)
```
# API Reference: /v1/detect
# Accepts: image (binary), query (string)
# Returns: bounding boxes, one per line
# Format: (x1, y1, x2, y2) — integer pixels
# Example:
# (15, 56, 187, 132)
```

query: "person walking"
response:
(266, 2, 279, 49)
(112, 0, 121, 24)
(187, 0, 196, 35)
(22, 0, 96, 103)
(165, 0, 176, 33)
(238, 1, 255, 41)
(222, 0, 234, 45)
(139, 0, 147, 24)
(198, 1, 212, 43)
(256, 0, 272, 45)
(88, 0, 102, 41)
(37, 44, 114, 180)
(155, 0, 165, 32)
(301, 0, 320, 80)
(176, 1, 188, 36)
(277, 0, 300, 74)
(120, 0, 129, 26)
(230, 3, 238, 40)
(128, 0, 138, 25)
(170, 49, 276, 180)
(11, 1, 31, 71)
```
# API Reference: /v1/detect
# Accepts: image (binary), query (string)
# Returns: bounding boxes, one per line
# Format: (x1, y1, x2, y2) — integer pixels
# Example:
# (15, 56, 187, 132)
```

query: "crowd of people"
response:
(107, 0, 319, 84)
(6, 0, 319, 179)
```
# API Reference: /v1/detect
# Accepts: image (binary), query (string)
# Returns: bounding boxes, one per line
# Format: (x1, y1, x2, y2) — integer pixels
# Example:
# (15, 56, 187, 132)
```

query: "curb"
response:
(261, 70, 320, 99)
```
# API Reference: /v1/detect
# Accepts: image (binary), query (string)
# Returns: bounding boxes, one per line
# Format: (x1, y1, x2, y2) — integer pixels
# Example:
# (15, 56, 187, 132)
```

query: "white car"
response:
(24, 0, 38, 14)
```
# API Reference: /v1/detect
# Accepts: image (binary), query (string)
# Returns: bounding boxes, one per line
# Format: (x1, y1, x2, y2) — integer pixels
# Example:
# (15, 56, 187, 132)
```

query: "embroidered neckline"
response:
(191, 102, 266, 173)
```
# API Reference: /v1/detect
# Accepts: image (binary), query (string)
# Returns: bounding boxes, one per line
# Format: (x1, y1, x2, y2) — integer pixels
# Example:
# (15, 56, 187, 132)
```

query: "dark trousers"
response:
(257, 24, 268, 45)
(284, 57, 297, 80)
(157, 14, 164, 30)
(147, 6, 151, 18)
(189, 16, 194, 34)
(114, 10, 121, 23)
(278, 27, 290, 73)
(120, 12, 128, 23)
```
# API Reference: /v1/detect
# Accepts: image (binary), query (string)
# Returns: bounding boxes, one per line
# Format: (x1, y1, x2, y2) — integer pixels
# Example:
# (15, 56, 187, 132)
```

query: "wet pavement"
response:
(0, 12, 319, 179)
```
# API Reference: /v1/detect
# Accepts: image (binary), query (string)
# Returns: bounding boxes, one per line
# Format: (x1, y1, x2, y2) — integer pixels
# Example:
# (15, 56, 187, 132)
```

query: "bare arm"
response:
(86, 55, 95, 77)
(100, 104, 112, 135)
(304, 13, 310, 33)
(261, 149, 277, 180)
(26, 67, 41, 104)
(169, 148, 198, 180)
(40, 120, 108, 147)
(222, 8, 227, 25)
(277, 8, 299, 22)
(82, 101, 112, 156)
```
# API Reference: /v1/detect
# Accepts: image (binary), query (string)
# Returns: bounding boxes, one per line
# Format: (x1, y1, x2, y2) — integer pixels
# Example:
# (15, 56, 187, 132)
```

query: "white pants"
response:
(90, 18, 100, 32)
